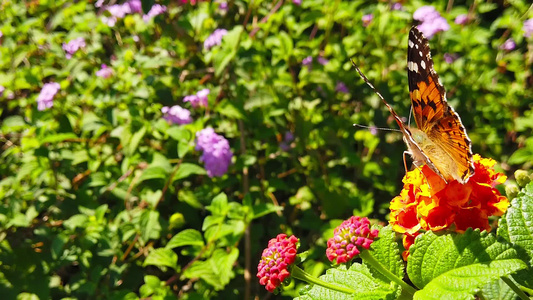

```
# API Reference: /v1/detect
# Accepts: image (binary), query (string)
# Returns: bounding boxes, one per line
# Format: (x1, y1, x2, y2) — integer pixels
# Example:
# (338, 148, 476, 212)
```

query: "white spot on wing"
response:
(419, 51, 423, 57)
(408, 61, 418, 73)
(420, 60, 426, 69)
(409, 40, 414, 48)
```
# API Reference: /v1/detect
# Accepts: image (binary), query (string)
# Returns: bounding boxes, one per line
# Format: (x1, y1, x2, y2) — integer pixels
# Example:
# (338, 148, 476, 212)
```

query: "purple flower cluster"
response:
(257, 234, 299, 292)
(335, 81, 349, 94)
(204, 29, 228, 50)
(183, 88, 209, 108)
(362, 14, 373, 27)
(37, 82, 60, 111)
(293, 0, 302, 5)
(454, 14, 468, 25)
(280, 131, 294, 152)
(96, 64, 113, 78)
(444, 53, 459, 64)
(326, 216, 379, 264)
(102, 0, 143, 26)
(0, 86, 5, 97)
(500, 38, 516, 51)
(302, 56, 312, 66)
(413, 6, 450, 38)
(162, 105, 192, 125)
(524, 19, 533, 38)
(391, 3, 403, 11)
(143, 4, 167, 22)
(62, 37, 86, 59)
(195, 128, 233, 177)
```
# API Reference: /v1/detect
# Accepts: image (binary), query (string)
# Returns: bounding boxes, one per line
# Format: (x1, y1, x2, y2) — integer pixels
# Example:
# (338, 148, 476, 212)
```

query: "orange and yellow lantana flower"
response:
(389, 154, 509, 259)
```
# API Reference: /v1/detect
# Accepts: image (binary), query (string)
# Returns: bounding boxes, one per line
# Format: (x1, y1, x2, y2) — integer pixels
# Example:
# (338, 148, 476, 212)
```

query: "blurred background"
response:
(0, 0, 531, 299)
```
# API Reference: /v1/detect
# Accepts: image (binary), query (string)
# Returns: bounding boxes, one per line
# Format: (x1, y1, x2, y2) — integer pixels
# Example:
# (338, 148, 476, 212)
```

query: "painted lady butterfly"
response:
(352, 26, 474, 184)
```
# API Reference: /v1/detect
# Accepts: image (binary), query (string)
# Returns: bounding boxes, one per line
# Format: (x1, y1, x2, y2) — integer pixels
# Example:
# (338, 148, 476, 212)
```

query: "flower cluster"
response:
(204, 29, 228, 50)
(413, 6, 450, 38)
(389, 155, 509, 257)
(455, 14, 468, 25)
(101, 0, 144, 26)
(280, 131, 294, 152)
(62, 37, 86, 59)
(335, 82, 349, 94)
(37, 82, 61, 111)
(257, 234, 299, 292)
(195, 128, 233, 177)
(326, 216, 379, 264)
(500, 38, 516, 51)
(362, 14, 373, 27)
(96, 64, 113, 78)
(183, 88, 209, 108)
(143, 4, 167, 22)
(524, 19, 533, 38)
(162, 105, 192, 125)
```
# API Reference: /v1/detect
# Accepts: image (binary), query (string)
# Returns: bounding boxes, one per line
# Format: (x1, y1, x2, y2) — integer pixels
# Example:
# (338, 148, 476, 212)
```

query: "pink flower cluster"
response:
(413, 6, 450, 38)
(257, 234, 299, 292)
(143, 4, 167, 22)
(195, 128, 233, 177)
(326, 216, 379, 264)
(96, 64, 113, 78)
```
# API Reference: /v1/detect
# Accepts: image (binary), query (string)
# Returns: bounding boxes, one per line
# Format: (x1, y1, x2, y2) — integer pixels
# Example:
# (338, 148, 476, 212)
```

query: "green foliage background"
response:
(0, 0, 531, 299)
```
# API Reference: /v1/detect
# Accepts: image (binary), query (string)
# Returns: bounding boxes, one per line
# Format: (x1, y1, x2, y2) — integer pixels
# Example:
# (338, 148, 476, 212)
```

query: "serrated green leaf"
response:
(140, 210, 161, 242)
(481, 278, 518, 300)
(408, 230, 527, 300)
(297, 263, 397, 300)
(182, 248, 239, 290)
(138, 166, 168, 182)
(166, 229, 205, 249)
(143, 248, 178, 270)
(366, 226, 404, 281)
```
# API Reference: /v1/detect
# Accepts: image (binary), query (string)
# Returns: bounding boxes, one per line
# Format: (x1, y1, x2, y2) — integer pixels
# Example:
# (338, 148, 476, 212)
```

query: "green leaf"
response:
(408, 230, 527, 300)
(166, 229, 205, 249)
(297, 263, 398, 300)
(143, 248, 178, 270)
(480, 278, 518, 300)
(140, 210, 161, 241)
(127, 125, 146, 155)
(138, 166, 169, 182)
(498, 182, 533, 288)
(172, 163, 207, 181)
(40, 133, 78, 145)
(182, 248, 239, 290)
(207, 193, 228, 216)
(366, 226, 404, 281)
(251, 203, 283, 219)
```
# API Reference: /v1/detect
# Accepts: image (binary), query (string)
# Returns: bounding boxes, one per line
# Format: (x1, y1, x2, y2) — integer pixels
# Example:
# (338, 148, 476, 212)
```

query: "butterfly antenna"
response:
(350, 59, 407, 131)
(352, 124, 401, 132)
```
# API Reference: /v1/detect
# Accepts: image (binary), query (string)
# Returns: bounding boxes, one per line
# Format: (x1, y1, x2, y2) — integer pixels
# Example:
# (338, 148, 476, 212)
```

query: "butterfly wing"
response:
(407, 26, 474, 183)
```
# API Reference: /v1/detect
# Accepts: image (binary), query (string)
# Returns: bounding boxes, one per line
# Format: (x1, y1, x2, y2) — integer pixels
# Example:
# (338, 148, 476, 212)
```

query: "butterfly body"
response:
(352, 26, 475, 184)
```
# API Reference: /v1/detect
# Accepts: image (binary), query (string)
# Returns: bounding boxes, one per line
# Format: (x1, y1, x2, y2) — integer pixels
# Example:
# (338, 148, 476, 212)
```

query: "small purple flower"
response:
(143, 4, 167, 22)
(391, 3, 403, 11)
(195, 128, 233, 177)
(317, 56, 329, 66)
(523, 19, 533, 38)
(0, 86, 5, 97)
(62, 37, 86, 59)
(95, 0, 104, 8)
(455, 14, 468, 25)
(162, 105, 192, 125)
(293, 0, 302, 5)
(362, 14, 373, 27)
(107, 3, 131, 18)
(183, 88, 210, 108)
(37, 82, 60, 111)
(101, 16, 117, 27)
(280, 131, 295, 151)
(444, 53, 459, 64)
(500, 38, 516, 51)
(218, 1, 228, 11)
(335, 81, 349, 94)
(204, 29, 228, 50)
(369, 126, 378, 136)
(414, 6, 449, 38)
(302, 56, 313, 66)
(96, 64, 113, 78)
(127, 0, 143, 13)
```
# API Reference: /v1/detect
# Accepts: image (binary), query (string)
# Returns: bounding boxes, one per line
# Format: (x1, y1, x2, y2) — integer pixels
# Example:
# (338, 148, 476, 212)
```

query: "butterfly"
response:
(352, 26, 474, 184)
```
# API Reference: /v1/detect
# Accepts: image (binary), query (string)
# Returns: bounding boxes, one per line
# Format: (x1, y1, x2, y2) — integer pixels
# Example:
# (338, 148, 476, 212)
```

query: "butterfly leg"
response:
(402, 151, 410, 175)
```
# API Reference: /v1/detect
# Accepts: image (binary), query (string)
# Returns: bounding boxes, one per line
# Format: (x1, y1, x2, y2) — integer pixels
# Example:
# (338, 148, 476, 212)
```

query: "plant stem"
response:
(502, 276, 529, 300)
(291, 266, 355, 295)
(359, 250, 417, 296)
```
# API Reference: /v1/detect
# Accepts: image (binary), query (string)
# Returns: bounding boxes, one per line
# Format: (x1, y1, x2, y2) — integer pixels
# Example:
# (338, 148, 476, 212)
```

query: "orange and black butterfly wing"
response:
(407, 26, 474, 183)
